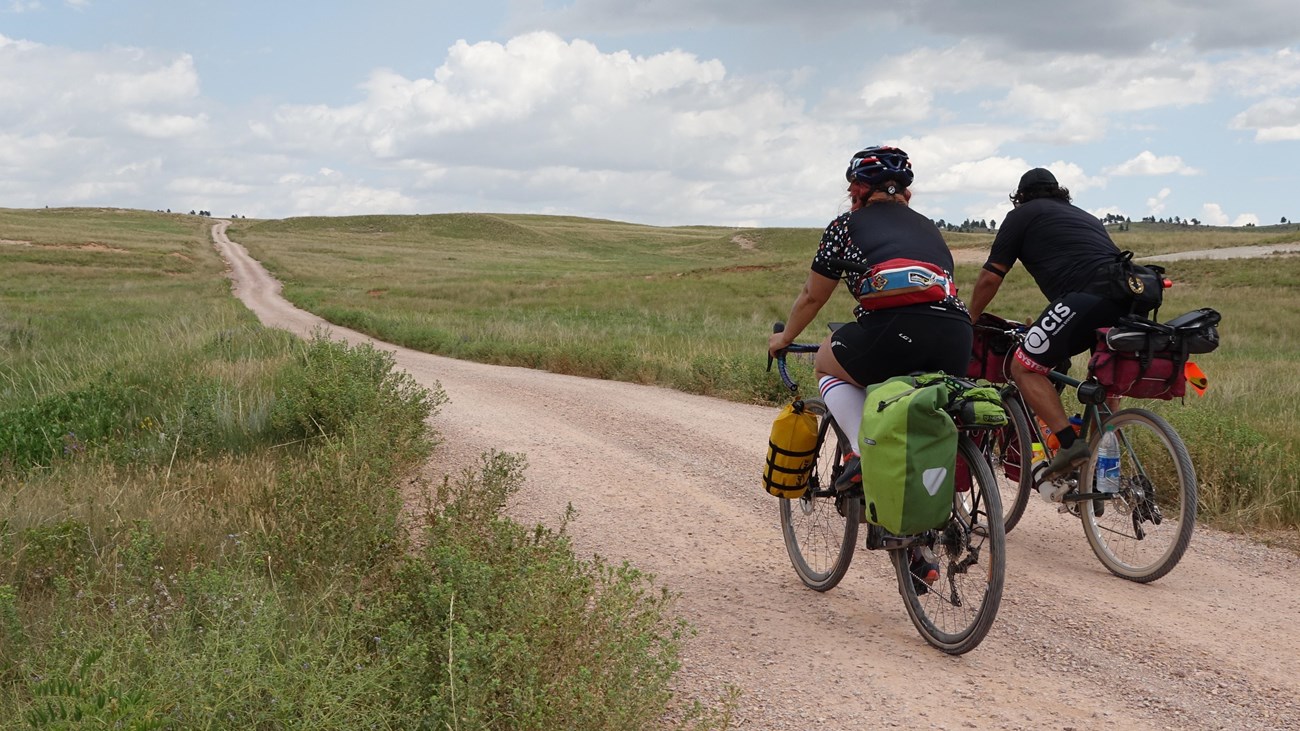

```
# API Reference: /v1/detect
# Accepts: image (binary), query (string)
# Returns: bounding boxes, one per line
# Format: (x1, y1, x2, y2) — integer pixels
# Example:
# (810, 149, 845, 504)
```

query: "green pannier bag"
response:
(950, 383, 1008, 428)
(858, 374, 957, 536)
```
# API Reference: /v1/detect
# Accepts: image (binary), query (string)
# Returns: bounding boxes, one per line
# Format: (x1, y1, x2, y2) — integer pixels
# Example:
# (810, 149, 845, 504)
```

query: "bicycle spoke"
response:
(780, 414, 858, 591)
(895, 435, 1005, 655)
(1078, 409, 1196, 583)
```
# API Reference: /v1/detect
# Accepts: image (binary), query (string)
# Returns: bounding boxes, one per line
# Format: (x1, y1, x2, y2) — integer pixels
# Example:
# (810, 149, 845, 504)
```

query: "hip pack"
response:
(1086, 250, 1166, 317)
(852, 258, 955, 311)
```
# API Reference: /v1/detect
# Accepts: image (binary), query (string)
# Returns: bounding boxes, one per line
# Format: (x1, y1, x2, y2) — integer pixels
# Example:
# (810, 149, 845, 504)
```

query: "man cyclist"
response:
(967, 168, 1142, 490)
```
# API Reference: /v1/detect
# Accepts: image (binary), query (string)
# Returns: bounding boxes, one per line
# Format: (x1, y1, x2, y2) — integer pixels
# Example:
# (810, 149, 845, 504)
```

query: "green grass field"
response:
(1, 207, 731, 728)
(2, 205, 1296, 723)
(226, 212, 1300, 534)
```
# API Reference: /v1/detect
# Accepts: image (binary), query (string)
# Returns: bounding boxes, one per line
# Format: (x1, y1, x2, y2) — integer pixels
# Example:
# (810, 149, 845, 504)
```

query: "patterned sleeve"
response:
(810, 213, 852, 280)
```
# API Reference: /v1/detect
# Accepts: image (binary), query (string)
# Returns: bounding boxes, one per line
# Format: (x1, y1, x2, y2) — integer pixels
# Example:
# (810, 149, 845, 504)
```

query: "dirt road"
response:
(212, 221, 1299, 730)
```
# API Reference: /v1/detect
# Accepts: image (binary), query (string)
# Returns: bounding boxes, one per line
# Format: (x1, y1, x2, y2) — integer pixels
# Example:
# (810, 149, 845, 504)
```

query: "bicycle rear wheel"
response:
(894, 434, 1005, 655)
(779, 414, 860, 591)
(1077, 408, 1196, 583)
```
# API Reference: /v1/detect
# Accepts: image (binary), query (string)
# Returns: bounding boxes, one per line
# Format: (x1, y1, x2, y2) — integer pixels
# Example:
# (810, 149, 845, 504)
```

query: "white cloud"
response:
(1, 12, 1296, 225)
(1148, 188, 1172, 217)
(845, 41, 1217, 145)
(285, 183, 419, 217)
(1106, 151, 1200, 176)
(123, 112, 208, 139)
(1231, 97, 1300, 141)
(0, 38, 200, 131)
(260, 31, 862, 223)
(856, 79, 934, 124)
(515, 1, 1300, 53)
(166, 177, 253, 197)
(1200, 203, 1261, 227)
(1089, 205, 1126, 220)
(1200, 203, 1229, 225)
(1217, 48, 1300, 96)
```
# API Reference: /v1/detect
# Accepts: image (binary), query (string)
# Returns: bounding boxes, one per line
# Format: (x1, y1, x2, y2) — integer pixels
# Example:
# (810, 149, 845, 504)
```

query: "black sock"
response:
(1057, 429, 1077, 449)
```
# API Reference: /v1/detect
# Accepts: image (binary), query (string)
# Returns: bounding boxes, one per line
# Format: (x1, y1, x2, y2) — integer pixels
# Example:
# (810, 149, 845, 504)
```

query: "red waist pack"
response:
(854, 258, 955, 311)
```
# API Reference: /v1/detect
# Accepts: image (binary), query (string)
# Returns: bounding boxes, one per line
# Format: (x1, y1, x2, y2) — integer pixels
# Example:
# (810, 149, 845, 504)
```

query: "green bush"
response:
(254, 337, 440, 577)
(377, 452, 729, 730)
(269, 336, 436, 447)
(0, 381, 137, 471)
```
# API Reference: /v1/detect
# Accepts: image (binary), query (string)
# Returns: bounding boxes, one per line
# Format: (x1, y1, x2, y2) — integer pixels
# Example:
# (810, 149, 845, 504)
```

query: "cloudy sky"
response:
(2, 0, 1298, 228)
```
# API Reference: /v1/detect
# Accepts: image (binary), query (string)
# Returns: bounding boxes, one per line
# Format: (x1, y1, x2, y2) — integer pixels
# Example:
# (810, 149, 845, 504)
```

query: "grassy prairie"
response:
(230, 214, 1300, 532)
(1, 208, 728, 728)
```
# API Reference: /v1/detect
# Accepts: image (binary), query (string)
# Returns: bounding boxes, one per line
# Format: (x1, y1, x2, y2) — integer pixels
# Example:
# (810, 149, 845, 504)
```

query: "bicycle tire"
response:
(1076, 408, 1197, 583)
(779, 414, 861, 591)
(980, 390, 1035, 534)
(893, 434, 1005, 655)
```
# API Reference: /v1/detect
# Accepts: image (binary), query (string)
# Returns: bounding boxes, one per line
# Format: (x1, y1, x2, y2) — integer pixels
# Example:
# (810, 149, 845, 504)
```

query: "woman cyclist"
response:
(767, 146, 972, 585)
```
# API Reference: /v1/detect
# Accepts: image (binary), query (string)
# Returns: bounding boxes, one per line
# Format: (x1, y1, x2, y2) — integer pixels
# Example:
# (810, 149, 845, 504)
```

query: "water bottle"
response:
(1096, 425, 1121, 494)
(1036, 417, 1054, 448)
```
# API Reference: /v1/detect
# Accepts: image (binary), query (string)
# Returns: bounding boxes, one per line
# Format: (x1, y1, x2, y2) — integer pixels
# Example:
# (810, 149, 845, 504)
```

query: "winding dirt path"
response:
(211, 221, 1299, 730)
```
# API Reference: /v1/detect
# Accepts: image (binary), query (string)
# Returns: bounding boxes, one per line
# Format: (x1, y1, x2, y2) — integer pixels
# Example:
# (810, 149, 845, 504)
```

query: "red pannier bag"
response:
(968, 313, 1020, 384)
(1088, 309, 1221, 400)
(1088, 329, 1188, 400)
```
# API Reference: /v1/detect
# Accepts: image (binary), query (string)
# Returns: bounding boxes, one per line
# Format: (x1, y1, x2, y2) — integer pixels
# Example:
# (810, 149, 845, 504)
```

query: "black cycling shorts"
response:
(1014, 292, 1128, 374)
(829, 312, 973, 387)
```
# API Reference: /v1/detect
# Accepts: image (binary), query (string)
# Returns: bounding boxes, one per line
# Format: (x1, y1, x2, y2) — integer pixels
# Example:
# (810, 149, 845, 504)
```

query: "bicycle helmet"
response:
(845, 146, 914, 188)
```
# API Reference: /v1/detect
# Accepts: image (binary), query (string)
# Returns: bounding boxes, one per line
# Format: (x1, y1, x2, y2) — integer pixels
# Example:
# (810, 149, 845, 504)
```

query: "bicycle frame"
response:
(768, 321, 1006, 651)
(972, 315, 1197, 581)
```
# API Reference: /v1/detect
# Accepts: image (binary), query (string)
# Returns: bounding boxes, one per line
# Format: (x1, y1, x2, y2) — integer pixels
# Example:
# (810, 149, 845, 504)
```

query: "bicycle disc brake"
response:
(1128, 475, 1162, 540)
(940, 523, 976, 608)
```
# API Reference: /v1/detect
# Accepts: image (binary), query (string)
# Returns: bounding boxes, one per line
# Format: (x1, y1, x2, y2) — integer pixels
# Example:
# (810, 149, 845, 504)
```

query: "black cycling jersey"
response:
(987, 197, 1120, 301)
(811, 202, 968, 322)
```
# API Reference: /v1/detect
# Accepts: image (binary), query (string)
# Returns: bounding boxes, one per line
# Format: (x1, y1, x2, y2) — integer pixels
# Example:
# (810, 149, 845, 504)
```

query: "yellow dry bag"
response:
(763, 400, 819, 499)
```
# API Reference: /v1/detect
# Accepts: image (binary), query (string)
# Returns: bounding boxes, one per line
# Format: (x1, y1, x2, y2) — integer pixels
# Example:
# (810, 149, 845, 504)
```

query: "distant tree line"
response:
(1131, 215, 1292, 229)
(932, 218, 996, 233)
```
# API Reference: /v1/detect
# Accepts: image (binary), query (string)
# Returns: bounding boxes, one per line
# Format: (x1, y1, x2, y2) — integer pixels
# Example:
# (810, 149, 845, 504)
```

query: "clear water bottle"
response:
(1096, 425, 1121, 494)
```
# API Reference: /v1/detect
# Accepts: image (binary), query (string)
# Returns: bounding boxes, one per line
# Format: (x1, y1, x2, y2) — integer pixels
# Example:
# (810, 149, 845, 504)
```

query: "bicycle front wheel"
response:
(894, 434, 1005, 655)
(977, 391, 1034, 534)
(1077, 408, 1197, 583)
(779, 414, 860, 591)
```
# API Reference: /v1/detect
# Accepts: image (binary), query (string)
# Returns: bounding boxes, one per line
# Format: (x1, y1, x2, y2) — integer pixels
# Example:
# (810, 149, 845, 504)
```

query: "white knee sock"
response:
(818, 376, 866, 456)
